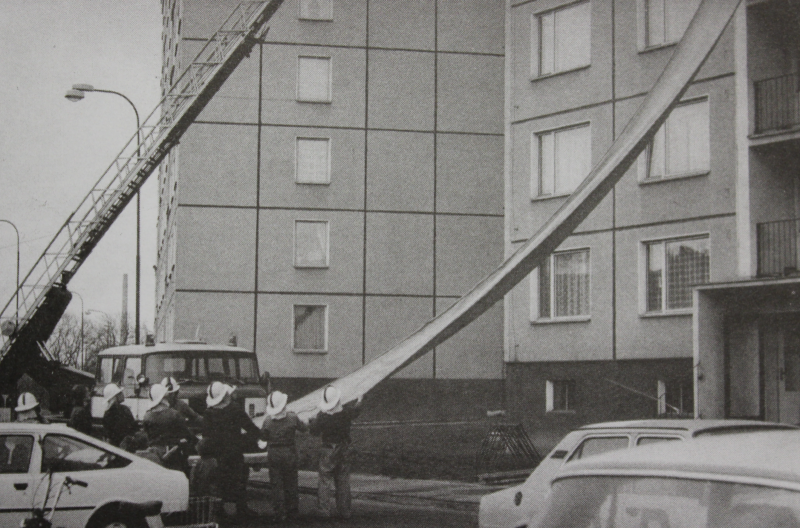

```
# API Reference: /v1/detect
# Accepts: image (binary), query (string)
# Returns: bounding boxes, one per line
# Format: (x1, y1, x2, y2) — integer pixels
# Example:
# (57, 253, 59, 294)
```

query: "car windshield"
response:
(143, 352, 259, 384)
(533, 476, 800, 528)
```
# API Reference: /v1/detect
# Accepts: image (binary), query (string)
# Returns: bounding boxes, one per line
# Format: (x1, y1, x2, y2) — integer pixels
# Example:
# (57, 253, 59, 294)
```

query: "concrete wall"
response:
(156, 0, 506, 394)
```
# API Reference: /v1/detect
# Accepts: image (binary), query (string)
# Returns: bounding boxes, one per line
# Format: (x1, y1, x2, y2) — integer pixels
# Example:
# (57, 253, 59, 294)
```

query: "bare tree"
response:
(46, 312, 125, 372)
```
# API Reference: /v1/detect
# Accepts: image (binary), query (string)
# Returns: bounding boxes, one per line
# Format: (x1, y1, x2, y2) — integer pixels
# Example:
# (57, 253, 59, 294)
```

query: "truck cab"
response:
(91, 341, 268, 423)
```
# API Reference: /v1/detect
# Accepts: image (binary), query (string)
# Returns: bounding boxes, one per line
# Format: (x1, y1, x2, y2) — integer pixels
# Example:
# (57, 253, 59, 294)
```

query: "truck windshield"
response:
(143, 352, 259, 384)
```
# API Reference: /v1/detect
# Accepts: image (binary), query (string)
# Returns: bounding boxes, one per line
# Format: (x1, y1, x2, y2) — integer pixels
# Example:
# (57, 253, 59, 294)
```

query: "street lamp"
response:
(65, 84, 142, 345)
(70, 291, 85, 370)
(0, 220, 20, 329)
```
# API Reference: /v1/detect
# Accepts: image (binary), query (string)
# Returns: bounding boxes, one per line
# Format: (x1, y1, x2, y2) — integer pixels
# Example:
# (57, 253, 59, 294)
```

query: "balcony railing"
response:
(757, 218, 800, 277)
(754, 73, 800, 134)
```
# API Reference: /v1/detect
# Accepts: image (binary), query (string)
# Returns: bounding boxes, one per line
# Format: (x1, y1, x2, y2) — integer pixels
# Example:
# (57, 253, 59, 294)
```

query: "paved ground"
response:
(195, 470, 506, 527)
(249, 470, 502, 514)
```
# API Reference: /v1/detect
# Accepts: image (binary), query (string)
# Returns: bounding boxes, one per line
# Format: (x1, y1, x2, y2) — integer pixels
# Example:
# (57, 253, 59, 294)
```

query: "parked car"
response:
(0, 422, 188, 528)
(478, 419, 798, 528)
(530, 429, 800, 528)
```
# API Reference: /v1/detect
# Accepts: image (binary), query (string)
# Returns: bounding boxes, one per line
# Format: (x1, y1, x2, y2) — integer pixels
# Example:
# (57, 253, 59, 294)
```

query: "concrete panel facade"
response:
(156, 0, 505, 405)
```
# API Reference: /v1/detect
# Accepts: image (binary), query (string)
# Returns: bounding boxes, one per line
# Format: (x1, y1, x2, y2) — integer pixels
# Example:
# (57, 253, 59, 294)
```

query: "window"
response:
(294, 220, 329, 268)
(566, 436, 627, 461)
(41, 435, 130, 472)
(657, 378, 692, 414)
(297, 56, 331, 103)
(0, 435, 33, 473)
(546, 379, 576, 411)
(296, 138, 330, 184)
(641, 0, 701, 49)
(636, 436, 680, 447)
(533, 124, 591, 197)
(645, 236, 709, 313)
(299, 0, 332, 20)
(639, 99, 709, 181)
(533, 249, 590, 320)
(532, 2, 590, 77)
(293, 305, 328, 352)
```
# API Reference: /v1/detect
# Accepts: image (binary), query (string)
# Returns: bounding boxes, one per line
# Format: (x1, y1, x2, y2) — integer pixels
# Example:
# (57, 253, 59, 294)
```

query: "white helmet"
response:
(15, 392, 39, 412)
(206, 381, 233, 407)
(161, 377, 180, 394)
(318, 385, 341, 413)
(149, 383, 168, 406)
(103, 383, 124, 402)
(266, 391, 288, 416)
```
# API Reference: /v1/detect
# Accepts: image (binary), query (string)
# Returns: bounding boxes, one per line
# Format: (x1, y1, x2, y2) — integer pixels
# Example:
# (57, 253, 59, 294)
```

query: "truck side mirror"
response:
(135, 374, 149, 396)
(259, 372, 271, 391)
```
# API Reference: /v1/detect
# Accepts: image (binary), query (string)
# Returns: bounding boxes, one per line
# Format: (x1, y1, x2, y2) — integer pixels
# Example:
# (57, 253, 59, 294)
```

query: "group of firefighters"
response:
(13, 381, 362, 524)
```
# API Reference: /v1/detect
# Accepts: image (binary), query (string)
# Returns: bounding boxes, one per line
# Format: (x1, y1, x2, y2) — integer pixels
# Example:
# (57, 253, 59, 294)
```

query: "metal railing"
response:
(754, 73, 800, 134)
(757, 218, 800, 277)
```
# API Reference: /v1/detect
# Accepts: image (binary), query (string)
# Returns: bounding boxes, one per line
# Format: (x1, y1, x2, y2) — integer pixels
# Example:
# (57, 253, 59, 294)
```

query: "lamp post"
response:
(65, 84, 142, 345)
(0, 220, 20, 327)
(71, 291, 85, 370)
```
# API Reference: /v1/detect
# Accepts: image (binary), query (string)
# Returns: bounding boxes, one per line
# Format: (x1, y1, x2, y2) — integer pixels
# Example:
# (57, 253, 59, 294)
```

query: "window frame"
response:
(293, 219, 330, 269)
(296, 56, 332, 103)
(637, 0, 702, 51)
(295, 137, 331, 185)
(639, 234, 710, 316)
(638, 97, 710, 183)
(292, 304, 329, 353)
(531, 248, 591, 322)
(566, 435, 629, 462)
(531, 122, 592, 199)
(298, 0, 333, 21)
(546, 379, 577, 412)
(530, 1, 591, 79)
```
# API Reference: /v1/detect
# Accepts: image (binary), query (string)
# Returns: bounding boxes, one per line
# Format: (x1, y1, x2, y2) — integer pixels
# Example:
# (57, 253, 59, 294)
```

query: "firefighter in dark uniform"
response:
(102, 383, 138, 447)
(202, 381, 261, 521)
(161, 377, 203, 427)
(142, 382, 195, 473)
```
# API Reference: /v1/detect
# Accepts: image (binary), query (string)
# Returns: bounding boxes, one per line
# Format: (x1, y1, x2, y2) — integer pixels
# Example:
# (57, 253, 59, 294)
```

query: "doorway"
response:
(762, 316, 800, 425)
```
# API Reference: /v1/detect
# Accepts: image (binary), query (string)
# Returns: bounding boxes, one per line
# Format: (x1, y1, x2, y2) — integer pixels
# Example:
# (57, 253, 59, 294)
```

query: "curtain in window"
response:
(555, 126, 591, 194)
(297, 138, 329, 183)
(666, 102, 709, 176)
(294, 305, 326, 350)
(666, 237, 709, 309)
(295, 220, 327, 267)
(298, 57, 330, 102)
(554, 250, 590, 317)
(647, 242, 664, 311)
(300, 0, 332, 19)
(539, 3, 590, 75)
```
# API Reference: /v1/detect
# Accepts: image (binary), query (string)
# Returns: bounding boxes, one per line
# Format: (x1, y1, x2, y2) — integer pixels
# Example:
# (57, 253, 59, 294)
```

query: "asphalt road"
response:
(229, 491, 478, 528)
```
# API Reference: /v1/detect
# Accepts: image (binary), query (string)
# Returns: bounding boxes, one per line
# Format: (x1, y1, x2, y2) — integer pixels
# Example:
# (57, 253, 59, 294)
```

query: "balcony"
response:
(754, 73, 800, 135)
(757, 218, 800, 277)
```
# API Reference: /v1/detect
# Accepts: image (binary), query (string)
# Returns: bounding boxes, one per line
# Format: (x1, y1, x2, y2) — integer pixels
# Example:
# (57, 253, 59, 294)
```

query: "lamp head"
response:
(64, 89, 84, 102)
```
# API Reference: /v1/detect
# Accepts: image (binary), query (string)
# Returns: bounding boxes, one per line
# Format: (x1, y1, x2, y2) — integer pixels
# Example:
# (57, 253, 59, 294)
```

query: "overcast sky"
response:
(0, 1, 162, 335)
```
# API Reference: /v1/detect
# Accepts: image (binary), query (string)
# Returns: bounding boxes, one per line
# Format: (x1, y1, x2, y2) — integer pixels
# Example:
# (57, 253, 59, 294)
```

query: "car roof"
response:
(97, 341, 253, 356)
(0, 422, 71, 432)
(555, 430, 800, 488)
(576, 418, 797, 436)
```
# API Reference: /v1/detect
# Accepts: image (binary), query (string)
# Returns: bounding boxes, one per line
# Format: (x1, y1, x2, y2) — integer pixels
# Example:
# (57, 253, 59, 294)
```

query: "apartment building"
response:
(505, 0, 800, 441)
(155, 0, 506, 419)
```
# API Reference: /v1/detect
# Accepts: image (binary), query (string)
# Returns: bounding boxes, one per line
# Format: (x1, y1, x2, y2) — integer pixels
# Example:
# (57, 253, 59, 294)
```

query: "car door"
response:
(0, 433, 37, 527)
(38, 432, 134, 528)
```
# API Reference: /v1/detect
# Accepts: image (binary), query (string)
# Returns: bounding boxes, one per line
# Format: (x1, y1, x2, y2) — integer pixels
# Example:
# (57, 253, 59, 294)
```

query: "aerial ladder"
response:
(0, 0, 286, 392)
(0, 0, 742, 422)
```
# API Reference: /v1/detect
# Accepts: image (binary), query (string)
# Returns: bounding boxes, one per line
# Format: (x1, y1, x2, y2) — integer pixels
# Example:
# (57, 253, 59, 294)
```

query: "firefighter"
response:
(161, 377, 203, 427)
(309, 386, 363, 519)
(142, 382, 195, 473)
(202, 381, 261, 521)
(261, 390, 307, 521)
(14, 393, 49, 423)
(67, 384, 93, 436)
(102, 383, 138, 447)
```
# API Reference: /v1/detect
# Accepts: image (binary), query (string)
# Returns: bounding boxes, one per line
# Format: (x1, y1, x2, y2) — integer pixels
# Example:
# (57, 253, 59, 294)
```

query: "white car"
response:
(531, 429, 800, 528)
(0, 422, 188, 528)
(478, 419, 798, 528)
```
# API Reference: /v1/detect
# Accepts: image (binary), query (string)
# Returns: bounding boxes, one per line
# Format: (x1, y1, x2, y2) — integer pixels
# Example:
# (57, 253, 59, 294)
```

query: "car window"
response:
(567, 436, 629, 462)
(41, 434, 131, 472)
(636, 436, 681, 447)
(0, 435, 34, 474)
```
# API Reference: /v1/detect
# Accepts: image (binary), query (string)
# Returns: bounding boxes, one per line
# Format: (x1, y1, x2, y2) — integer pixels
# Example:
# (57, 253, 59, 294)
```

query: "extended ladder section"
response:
(0, 0, 284, 365)
(287, 0, 743, 420)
